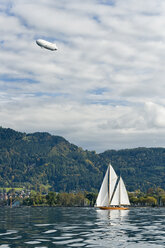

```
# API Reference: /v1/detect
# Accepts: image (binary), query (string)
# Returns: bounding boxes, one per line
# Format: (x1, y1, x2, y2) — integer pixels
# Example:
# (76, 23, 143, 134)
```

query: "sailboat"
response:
(95, 164, 130, 210)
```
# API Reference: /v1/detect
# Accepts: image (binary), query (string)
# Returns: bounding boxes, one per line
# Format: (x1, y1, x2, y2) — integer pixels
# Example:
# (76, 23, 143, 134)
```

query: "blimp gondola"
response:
(36, 39, 58, 51)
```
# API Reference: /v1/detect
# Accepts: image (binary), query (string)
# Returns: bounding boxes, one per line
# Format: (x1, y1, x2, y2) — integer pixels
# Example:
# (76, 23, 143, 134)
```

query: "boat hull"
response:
(98, 206, 129, 210)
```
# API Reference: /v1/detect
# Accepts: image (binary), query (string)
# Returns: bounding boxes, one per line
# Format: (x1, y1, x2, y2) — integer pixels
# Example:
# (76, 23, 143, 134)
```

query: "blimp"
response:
(36, 39, 58, 51)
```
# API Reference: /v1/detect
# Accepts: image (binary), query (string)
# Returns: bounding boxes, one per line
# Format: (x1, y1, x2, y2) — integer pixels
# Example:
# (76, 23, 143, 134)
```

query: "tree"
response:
(46, 192, 57, 206)
(161, 196, 165, 206)
(145, 196, 157, 206)
(85, 192, 97, 206)
(129, 196, 138, 205)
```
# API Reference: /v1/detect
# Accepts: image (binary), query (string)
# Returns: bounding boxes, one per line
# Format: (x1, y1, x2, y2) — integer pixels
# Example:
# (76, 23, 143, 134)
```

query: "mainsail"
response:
(109, 165, 118, 202)
(96, 164, 130, 208)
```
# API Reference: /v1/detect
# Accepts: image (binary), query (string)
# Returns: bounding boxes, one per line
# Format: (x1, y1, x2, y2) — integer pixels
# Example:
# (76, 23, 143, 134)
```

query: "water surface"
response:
(0, 207, 165, 247)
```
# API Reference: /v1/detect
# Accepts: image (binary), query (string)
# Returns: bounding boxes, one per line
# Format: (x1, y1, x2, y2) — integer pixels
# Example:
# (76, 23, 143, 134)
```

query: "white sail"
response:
(110, 177, 130, 206)
(120, 177, 130, 205)
(109, 164, 118, 202)
(96, 164, 130, 208)
(110, 179, 120, 206)
(96, 167, 109, 207)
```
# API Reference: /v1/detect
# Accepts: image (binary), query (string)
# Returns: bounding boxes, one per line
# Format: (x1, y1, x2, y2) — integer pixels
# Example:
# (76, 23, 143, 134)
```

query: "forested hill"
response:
(0, 127, 165, 192)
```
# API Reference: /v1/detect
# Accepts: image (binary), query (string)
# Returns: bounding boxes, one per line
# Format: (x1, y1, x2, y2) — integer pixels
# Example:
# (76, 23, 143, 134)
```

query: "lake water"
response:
(0, 207, 165, 247)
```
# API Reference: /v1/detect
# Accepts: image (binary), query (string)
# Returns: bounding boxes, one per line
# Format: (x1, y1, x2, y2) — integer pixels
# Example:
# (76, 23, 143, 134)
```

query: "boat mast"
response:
(108, 164, 110, 205)
(119, 176, 121, 207)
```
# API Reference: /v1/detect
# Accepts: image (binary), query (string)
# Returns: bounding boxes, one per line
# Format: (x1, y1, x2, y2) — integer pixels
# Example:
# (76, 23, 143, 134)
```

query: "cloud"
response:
(1, 0, 165, 151)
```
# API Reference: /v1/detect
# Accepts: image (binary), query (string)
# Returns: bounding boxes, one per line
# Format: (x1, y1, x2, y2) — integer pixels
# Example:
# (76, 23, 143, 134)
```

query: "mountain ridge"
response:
(0, 127, 165, 192)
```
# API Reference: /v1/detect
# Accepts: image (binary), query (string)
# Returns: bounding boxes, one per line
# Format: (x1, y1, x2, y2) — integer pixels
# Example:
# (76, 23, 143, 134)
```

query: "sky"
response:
(1, 0, 165, 152)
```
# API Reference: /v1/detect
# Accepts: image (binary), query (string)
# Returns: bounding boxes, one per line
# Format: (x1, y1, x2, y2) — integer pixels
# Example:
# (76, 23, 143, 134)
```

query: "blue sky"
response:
(1, 0, 165, 152)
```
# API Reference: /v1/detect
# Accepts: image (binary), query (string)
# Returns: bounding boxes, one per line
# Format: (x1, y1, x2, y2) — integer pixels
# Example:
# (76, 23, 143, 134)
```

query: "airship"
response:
(36, 39, 58, 51)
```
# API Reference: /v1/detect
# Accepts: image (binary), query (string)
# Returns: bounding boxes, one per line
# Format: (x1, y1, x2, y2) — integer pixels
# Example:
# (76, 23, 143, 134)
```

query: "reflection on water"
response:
(0, 207, 165, 247)
(96, 208, 129, 221)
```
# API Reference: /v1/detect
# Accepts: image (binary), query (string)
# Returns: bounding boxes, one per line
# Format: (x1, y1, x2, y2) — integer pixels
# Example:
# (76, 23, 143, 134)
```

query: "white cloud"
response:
(1, 0, 165, 151)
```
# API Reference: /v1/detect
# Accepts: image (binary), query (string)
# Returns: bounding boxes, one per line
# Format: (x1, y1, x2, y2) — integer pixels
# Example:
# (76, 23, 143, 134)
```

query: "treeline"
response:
(129, 187, 165, 206)
(24, 187, 165, 207)
(22, 191, 97, 207)
(1, 188, 165, 207)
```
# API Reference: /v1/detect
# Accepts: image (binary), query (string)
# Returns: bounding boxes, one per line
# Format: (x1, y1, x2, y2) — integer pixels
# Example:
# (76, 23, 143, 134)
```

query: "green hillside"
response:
(99, 148, 165, 191)
(0, 127, 165, 192)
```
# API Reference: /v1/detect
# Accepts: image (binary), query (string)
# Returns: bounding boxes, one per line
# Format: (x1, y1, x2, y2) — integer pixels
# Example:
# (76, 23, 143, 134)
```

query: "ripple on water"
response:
(4, 236, 22, 240)
(43, 229, 57, 234)
(36, 239, 50, 242)
(53, 238, 84, 245)
(24, 241, 41, 244)
(34, 224, 54, 227)
(52, 236, 71, 240)
(0, 245, 10, 248)
(34, 247, 48, 248)
(69, 243, 86, 247)
(62, 225, 79, 231)
(0, 230, 18, 236)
